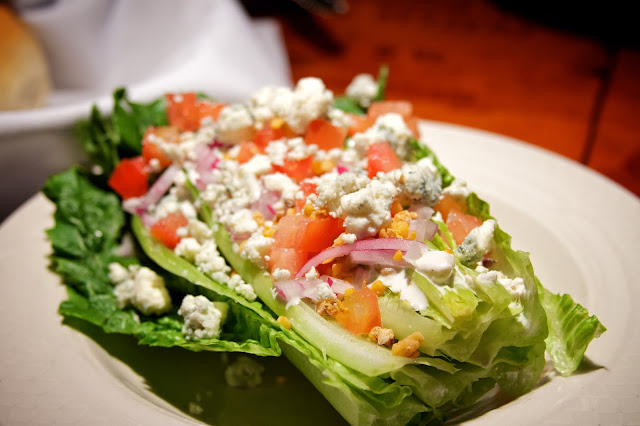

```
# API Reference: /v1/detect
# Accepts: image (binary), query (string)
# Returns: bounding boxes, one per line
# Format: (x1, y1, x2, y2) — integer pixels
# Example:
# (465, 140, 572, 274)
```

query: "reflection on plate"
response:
(0, 121, 638, 424)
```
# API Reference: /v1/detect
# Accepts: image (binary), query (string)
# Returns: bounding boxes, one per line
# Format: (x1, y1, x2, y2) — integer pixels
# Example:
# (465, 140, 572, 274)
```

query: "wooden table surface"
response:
(256, 0, 640, 198)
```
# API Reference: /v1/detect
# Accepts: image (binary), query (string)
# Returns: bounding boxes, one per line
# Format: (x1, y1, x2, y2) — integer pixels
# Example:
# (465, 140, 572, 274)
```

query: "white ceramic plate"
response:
(1, 121, 638, 424)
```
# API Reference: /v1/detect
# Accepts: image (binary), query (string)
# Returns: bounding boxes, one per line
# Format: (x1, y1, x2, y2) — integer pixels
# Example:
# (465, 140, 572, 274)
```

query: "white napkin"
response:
(1, 0, 292, 133)
(0, 0, 292, 220)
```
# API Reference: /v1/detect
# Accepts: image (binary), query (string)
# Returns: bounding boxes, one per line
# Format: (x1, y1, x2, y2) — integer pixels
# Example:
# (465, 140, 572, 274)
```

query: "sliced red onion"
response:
(140, 212, 156, 228)
(349, 249, 411, 269)
(249, 189, 281, 221)
(122, 165, 179, 215)
(336, 164, 348, 174)
(321, 276, 354, 294)
(409, 204, 434, 221)
(352, 267, 371, 289)
(274, 276, 354, 302)
(294, 238, 428, 278)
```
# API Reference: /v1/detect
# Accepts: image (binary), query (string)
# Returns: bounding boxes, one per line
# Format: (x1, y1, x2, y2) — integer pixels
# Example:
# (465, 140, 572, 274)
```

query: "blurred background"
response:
(245, 0, 640, 196)
(1, 0, 639, 221)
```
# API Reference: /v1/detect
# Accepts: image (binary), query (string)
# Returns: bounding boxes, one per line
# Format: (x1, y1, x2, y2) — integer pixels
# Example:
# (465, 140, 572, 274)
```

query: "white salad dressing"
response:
(375, 269, 428, 311)
(411, 250, 455, 285)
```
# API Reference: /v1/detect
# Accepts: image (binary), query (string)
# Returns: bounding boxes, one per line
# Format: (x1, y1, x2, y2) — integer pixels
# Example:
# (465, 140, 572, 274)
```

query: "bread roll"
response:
(0, 5, 51, 111)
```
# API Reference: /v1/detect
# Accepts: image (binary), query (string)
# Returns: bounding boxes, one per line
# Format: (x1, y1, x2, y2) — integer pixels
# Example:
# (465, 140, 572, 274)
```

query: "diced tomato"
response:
(433, 194, 465, 222)
(197, 100, 226, 123)
(273, 156, 315, 182)
(295, 182, 318, 211)
(254, 122, 296, 150)
(347, 114, 375, 136)
(272, 215, 311, 249)
(236, 141, 260, 164)
(268, 247, 309, 275)
(405, 116, 420, 138)
(304, 119, 348, 151)
(271, 214, 344, 269)
(108, 156, 149, 199)
(166, 93, 199, 132)
(142, 126, 179, 169)
(367, 100, 413, 121)
(446, 208, 483, 245)
(335, 285, 382, 335)
(150, 212, 189, 249)
(300, 182, 317, 197)
(367, 141, 402, 178)
(166, 94, 226, 132)
(300, 217, 344, 253)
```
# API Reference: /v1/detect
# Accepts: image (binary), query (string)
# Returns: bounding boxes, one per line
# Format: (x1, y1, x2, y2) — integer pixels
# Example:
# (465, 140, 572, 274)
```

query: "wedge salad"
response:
(44, 68, 605, 425)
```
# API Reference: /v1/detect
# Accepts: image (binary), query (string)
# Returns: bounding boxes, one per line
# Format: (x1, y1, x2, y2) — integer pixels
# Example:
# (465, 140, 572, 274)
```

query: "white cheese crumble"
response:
(310, 172, 370, 215)
(227, 274, 257, 301)
(345, 73, 378, 107)
(340, 179, 398, 238)
(466, 219, 496, 254)
(476, 270, 528, 299)
(316, 281, 337, 300)
(304, 266, 319, 279)
(328, 107, 354, 128)
(215, 104, 255, 144)
(241, 233, 273, 269)
(272, 268, 291, 282)
(350, 113, 413, 159)
(178, 295, 223, 339)
(108, 263, 172, 315)
(442, 179, 471, 202)
(194, 240, 231, 275)
(248, 77, 333, 134)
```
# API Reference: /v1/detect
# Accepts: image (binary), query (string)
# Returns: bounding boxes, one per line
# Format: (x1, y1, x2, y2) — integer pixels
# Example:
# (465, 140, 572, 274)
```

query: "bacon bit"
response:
(390, 200, 403, 216)
(277, 316, 292, 329)
(333, 235, 345, 246)
(369, 326, 395, 347)
(316, 299, 339, 316)
(331, 262, 345, 277)
(379, 210, 412, 239)
(398, 173, 406, 184)
(391, 332, 424, 357)
(253, 211, 265, 227)
(371, 280, 387, 296)
(303, 203, 314, 216)
(393, 250, 403, 261)
(310, 207, 329, 220)
(312, 159, 336, 176)
(263, 227, 275, 238)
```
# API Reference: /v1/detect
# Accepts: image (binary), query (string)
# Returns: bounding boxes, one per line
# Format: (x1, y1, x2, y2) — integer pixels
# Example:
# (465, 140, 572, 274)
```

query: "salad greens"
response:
(44, 70, 605, 425)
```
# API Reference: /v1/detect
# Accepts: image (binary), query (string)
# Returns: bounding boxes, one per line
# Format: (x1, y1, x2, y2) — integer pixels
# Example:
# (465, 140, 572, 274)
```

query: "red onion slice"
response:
(349, 249, 412, 269)
(294, 238, 428, 278)
(122, 165, 179, 215)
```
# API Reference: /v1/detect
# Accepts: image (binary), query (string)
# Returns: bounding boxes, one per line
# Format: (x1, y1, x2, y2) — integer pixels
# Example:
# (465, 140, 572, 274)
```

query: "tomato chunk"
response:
(108, 156, 149, 199)
(272, 156, 314, 182)
(434, 193, 465, 222)
(301, 217, 344, 253)
(335, 285, 382, 335)
(367, 142, 402, 178)
(268, 247, 309, 275)
(368, 100, 413, 121)
(347, 114, 375, 136)
(197, 100, 226, 123)
(304, 119, 347, 151)
(150, 212, 189, 249)
(272, 215, 311, 249)
(166, 93, 199, 132)
(446, 208, 483, 245)
(236, 141, 260, 164)
(254, 125, 284, 150)
(142, 126, 179, 169)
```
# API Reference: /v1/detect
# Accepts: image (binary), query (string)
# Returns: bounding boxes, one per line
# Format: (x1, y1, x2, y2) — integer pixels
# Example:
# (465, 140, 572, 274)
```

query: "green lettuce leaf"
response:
(537, 286, 606, 376)
(43, 168, 284, 357)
